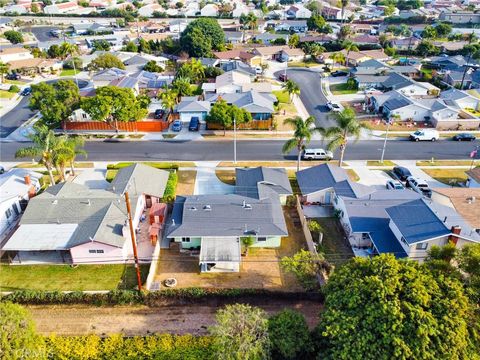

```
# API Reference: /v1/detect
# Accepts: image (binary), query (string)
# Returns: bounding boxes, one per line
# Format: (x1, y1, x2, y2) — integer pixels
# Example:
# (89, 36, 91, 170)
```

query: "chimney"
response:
(449, 226, 461, 245)
(24, 175, 31, 185)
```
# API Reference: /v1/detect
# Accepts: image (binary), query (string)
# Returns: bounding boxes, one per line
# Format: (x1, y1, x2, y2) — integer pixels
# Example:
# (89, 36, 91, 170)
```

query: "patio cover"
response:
(199, 237, 241, 263)
(2, 224, 78, 251)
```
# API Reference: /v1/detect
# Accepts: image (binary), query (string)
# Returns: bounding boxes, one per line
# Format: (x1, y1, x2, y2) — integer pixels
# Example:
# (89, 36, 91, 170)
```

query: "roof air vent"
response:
(52, 200, 58, 205)
(244, 203, 252, 210)
(189, 206, 197, 211)
(203, 205, 211, 211)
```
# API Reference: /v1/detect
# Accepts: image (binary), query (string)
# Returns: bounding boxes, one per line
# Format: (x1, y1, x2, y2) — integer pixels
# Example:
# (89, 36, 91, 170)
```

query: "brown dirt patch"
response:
(176, 170, 197, 195)
(215, 169, 236, 185)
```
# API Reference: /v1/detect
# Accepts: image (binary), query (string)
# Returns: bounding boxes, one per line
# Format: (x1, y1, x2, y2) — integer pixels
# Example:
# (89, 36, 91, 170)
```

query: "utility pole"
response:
(233, 116, 237, 165)
(460, 52, 472, 90)
(380, 118, 391, 164)
(125, 191, 142, 291)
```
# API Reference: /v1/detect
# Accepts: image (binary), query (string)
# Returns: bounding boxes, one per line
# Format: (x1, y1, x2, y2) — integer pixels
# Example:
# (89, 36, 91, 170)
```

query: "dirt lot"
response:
(28, 299, 322, 336)
(176, 170, 197, 195)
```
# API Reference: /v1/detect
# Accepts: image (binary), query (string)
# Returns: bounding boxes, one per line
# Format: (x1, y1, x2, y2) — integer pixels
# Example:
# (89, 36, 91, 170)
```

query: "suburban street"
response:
(1, 139, 478, 161)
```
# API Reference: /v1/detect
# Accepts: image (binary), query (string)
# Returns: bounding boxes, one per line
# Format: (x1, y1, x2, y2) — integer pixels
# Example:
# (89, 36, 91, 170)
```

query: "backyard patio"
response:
(154, 209, 306, 291)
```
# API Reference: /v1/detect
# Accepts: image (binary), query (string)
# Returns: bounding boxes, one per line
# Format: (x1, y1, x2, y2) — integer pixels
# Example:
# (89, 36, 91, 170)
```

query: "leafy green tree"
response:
(0, 302, 45, 359)
(346, 77, 358, 90)
(268, 309, 313, 359)
(240, 12, 258, 40)
(416, 40, 440, 57)
(63, 57, 83, 70)
(29, 80, 80, 128)
(47, 44, 62, 58)
(272, 37, 287, 45)
(436, 22, 452, 37)
(180, 18, 225, 57)
(122, 41, 138, 52)
(307, 14, 326, 31)
(159, 87, 178, 113)
(204, 66, 224, 78)
(4, 30, 24, 44)
(206, 100, 251, 135)
(81, 86, 147, 131)
(329, 52, 345, 69)
(338, 25, 352, 40)
(177, 58, 205, 83)
(320, 107, 370, 167)
(0, 61, 10, 82)
(31, 3, 39, 12)
(143, 60, 163, 73)
(241, 236, 255, 256)
(138, 38, 151, 54)
(302, 42, 325, 57)
(88, 53, 125, 70)
(422, 25, 437, 39)
(282, 80, 300, 103)
(383, 3, 396, 16)
(282, 116, 319, 171)
(172, 76, 193, 98)
(288, 34, 300, 48)
(281, 249, 327, 290)
(314, 254, 473, 360)
(384, 46, 396, 56)
(210, 304, 270, 360)
(91, 39, 111, 52)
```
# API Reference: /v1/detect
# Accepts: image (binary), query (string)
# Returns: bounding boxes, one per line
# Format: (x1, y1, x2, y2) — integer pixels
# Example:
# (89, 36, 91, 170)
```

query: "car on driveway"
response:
(331, 70, 348, 77)
(406, 176, 432, 197)
(392, 166, 412, 182)
(278, 73, 288, 82)
(6, 73, 20, 80)
(154, 109, 165, 119)
(188, 117, 200, 131)
(302, 148, 333, 160)
(386, 179, 404, 190)
(20, 87, 31, 96)
(171, 120, 183, 132)
(453, 133, 476, 141)
(409, 129, 439, 142)
(326, 102, 341, 112)
(0, 165, 5, 174)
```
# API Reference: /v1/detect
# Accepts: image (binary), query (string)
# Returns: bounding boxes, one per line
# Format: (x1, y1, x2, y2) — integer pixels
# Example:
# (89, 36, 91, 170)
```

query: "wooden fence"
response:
(63, 121, 170, 132)
(206, 119, 272, 131)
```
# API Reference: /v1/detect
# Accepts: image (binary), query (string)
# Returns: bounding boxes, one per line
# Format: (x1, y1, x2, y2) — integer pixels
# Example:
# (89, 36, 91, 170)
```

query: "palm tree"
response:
(282, 80, 300, 104)
(329, 52, 345, 70)
(342, 40, 359, 66)
(64, 137, 87, 176)
(15, 125, 63, 186)
(246, 12, 258, 36)
(60, 42, 79, 85)
(341, 0, 349, 23)
(160, 87, 178, 117)
(172, 76, 192, 101)
(0, 61, 10, 82)
(319, 107, 370, 167)
(282, 116, 320, 172)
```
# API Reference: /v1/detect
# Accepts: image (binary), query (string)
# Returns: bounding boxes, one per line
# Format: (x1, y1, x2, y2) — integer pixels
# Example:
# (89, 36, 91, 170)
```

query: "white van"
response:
(302, 148, 333, 160)
(409, 129, 440, 142)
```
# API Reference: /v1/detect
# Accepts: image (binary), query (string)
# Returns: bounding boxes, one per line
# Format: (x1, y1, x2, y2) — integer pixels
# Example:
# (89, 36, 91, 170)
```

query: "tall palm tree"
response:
(282, 116, 320, 172)
(319, 107, 370, 167)
(342, 40, 359, 66)
(160, 87, 178, 117)
(329, 52, 345, 70)
(247, 12, 258, 36)
(64, 137, 87, 176)
(60, 42, 79, 85)
(341, 0, 349, 23)
(15, 125, 63, 186)
(172, 76, 192, 101)
(282, 80, 300, 104)
(0, 61, 10, 82)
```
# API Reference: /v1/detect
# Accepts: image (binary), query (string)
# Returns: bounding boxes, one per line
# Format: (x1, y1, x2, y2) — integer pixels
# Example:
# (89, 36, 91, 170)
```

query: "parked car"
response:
(409, 129, 439, 142)
(171, 120, 183, 132)
(406, 176, 432, 197)
(154, 109, 165, 119)
(326, 102, 341, 112)
(188, 117, 200, 131)
(6, 73, 20, 80)
(386, 179, 404, 190)
(302, 148, 333, 160)
(255, 66, 262, 75)
(453, 133, 476, 141)
(20, 87, 31, 96)
(331, 70, 348, 77)
(278, 73, 288, 82)
(0, 165, 4, 174)
(392, 166, 412, 182)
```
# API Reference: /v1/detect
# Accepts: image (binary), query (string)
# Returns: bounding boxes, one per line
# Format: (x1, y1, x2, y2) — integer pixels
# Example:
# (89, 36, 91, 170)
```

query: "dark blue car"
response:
(188, 117, 200, 131)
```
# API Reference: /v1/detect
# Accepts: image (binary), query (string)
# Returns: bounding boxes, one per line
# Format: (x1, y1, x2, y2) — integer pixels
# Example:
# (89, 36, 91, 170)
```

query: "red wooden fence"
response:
(63, 121, 169, 132)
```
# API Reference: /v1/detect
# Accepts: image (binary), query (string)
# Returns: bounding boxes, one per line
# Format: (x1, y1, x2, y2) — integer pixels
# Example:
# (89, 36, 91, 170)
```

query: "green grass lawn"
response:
(367, 160, 396, 167)
(273, 90, 289, 104)
(60, 69, 80, 76)
(0, 89, 16, 99)
(421, 168, 469, 186)
(4, 79, 26, 85)
(330, 83, 358, 95)
(0, 264, 150, 291)
(288, 61, 319, 68)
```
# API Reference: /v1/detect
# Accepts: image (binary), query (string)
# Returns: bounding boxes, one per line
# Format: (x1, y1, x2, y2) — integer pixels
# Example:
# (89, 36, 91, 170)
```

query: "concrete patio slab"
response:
(194, 161, 235, 195)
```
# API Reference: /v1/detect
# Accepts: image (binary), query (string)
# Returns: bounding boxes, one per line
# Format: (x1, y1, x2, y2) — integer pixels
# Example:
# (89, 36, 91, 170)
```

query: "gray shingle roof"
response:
(175, 99, 211, 112)
(296, 164, 349, 195)
(167, 194, 288, 238)
(381, 72, 413, 89)
(385, 199, 451, 244)
(235, 167, 292, 199)
(383, 97, 411, 110)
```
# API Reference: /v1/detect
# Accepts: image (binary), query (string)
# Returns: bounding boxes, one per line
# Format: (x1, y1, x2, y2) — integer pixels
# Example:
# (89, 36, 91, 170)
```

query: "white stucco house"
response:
(175, 96, 211, 123)
(0, 47, 33, 63)
(200, 3, 218, 16)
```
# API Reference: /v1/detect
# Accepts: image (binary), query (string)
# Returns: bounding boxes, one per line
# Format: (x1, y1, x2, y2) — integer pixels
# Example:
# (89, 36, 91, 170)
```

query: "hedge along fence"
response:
(1, 288, 324, 306)
(106, 162, 180, 170)
(206, 119, 272, 131)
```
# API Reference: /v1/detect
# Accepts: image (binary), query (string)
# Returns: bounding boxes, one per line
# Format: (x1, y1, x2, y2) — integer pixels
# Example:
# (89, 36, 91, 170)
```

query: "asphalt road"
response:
(281, 68, 335, 128)
(0, 78, 89, 139)
(1, 139, 478, 162)
(23, 26, 59, 42)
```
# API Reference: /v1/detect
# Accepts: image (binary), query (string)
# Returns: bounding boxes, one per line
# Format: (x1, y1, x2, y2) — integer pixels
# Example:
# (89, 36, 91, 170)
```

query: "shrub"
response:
(307, 220, 322, 233)
(162, 171, 177, 203)
(8, 85, 20, 93)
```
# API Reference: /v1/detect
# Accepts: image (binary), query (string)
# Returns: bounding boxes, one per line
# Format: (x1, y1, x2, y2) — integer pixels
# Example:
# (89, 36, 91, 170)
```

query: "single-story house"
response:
(213, 50, 260, 67)
(381, 73, 439, 96)
(466, 167, 480, 188)
(0, 47, 33, 63)
(206, 91, 275, 120)
(285, 5, 312, 19)
(166, 193, 288, 272)
(108, 76, 140, 95)
(254, 33, 289, 45)
(8, 58, 62, 75)
(0, 169, 41, 239)
(92, 68, 129, 87)
(224, 31, 245, 44)
(252, 45, 290, 63)
(175, 96, 211, 123)
(2, 164, 170, 264)
(235, 166, 292, 205)
(275, 20, 308, 33)
(355, 75, 390, 89)
(444, 71, 472, 89)
(279, 48, 305, 62)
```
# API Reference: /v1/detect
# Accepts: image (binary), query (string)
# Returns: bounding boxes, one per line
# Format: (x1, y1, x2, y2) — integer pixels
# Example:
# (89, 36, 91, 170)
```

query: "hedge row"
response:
(41, 334, 215, 360)
(162, 171, 178, 203)
(106, 162, 179, 170)
(1, 288, 323, 306)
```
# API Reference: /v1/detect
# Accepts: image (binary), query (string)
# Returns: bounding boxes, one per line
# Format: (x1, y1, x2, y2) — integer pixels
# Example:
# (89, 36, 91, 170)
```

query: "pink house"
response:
(2, 164, 170, 264)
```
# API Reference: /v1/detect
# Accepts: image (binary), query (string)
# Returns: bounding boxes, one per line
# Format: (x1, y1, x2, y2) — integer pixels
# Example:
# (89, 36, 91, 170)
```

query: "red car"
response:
(278, 74, 288, 82)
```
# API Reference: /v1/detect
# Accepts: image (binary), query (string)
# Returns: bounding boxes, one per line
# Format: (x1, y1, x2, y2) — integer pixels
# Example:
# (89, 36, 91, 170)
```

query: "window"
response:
(89, 250, 96, 254)
(416, 243, 428, 250)
(5, 208, 12, 218)
(257, 237, 267, 242)
(89, 249, 105, 254)
(400, 236, 408, 245)
(181, 237, 191, 243)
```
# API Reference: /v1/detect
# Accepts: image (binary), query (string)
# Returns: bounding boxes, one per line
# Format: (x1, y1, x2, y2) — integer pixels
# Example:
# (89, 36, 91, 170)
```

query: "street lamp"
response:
(233, 115, 237, 165)
(380, 118, 392, 164)
(470, 145, 479, 170)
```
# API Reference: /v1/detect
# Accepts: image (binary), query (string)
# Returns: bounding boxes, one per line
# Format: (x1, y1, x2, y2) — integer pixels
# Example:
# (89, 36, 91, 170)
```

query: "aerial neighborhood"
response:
(0, 0, 480, 358)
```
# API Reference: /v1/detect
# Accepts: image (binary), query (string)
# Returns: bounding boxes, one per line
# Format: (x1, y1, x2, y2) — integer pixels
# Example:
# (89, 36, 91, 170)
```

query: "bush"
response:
(8, 85, 20, 93)
(107, 162, 179, 170)
(63, 57, 83, 70)
(268, 309, 313, 359)
(204, 66, 224, 78)
(162, 171, 178, 203)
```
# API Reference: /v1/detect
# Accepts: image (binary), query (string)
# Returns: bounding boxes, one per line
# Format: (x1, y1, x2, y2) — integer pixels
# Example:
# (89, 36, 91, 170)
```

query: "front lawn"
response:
(421, 168, 469, 186)
(0, 264, 149, 291)
(273, 90, 289, 104)
(60, 69, 80, 76)
(416, 160, 475, 166)
(0, 90, 16, 99)
(367, 160, 396, 167)
(329, 83, 358, 95)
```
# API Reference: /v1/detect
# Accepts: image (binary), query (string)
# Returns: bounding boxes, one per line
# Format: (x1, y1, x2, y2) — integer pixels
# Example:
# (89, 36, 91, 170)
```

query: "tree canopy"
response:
(206, 100, 251, 134)
(180, 18, 225, 57)
(314, 254, 475, 360)
(88, 53, 125, 70)
(4, 30, 24, 44)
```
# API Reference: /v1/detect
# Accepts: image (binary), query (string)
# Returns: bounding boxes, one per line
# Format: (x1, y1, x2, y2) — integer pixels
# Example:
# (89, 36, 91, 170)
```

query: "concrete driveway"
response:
(72, 168, 109, 189)
(348, 160, 392, 189)
(193, 161, 235, 195)
(394, 160, 449, 188)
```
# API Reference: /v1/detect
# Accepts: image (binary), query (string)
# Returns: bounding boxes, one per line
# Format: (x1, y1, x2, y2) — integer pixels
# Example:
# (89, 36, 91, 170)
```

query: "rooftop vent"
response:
(172, 219, 176, 226)
(52, 200, 58, 205)
(244, 203, 252, 210)
(203, 205, 211, 211)
(189, 206, 197, 211)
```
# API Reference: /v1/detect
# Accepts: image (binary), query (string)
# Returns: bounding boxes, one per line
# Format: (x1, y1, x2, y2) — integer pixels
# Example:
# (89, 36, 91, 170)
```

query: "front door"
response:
(325, 192, 331, 204)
